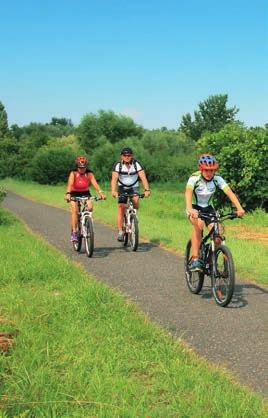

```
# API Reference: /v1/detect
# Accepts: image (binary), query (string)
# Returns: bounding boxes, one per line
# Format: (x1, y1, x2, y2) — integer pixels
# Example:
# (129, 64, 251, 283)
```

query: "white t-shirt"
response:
(113, 159, 143, 188)
(186, 171, 230, 207)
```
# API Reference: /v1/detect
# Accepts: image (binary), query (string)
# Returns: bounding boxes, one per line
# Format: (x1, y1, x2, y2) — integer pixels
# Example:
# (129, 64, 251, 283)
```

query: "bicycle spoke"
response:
(212, 245, 235, 307)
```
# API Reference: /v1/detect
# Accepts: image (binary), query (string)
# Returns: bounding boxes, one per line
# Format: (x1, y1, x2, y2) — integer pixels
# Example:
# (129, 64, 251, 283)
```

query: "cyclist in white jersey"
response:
(185, 154, 245, 271)
(111, 147, 151, 241)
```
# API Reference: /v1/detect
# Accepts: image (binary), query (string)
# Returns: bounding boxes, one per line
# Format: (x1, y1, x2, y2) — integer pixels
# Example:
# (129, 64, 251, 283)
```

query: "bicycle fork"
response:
(81, 211, 93, 237)
(125, 208, 137, 233)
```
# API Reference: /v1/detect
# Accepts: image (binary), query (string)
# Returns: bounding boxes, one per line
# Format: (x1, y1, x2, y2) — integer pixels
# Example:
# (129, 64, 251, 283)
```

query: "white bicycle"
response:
(70, 196, 102, 257)
(119, 192, 144, 251)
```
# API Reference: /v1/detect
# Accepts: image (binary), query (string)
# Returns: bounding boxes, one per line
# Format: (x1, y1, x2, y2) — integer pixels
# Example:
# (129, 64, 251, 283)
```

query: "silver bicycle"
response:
(71, 196, 102, 257)
(119, 192, 144, 251)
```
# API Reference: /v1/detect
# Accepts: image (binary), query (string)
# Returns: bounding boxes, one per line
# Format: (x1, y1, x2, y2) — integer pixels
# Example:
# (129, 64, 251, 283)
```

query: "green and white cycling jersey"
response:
(186, 171, 230, 207)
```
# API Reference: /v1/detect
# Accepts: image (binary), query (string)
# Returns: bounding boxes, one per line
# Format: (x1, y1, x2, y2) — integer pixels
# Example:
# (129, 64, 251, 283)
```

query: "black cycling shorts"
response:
(192, 204, 216, 226)
(70, 190, 91, 198)
(118, 186, 139, 204)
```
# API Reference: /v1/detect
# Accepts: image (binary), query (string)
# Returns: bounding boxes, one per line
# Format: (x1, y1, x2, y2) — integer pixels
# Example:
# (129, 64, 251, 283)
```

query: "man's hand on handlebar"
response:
(98, 192, 106, 200)
(236, 209, 245, 218)
(187, 208, 199, 219)
(112, 191, 118, 198)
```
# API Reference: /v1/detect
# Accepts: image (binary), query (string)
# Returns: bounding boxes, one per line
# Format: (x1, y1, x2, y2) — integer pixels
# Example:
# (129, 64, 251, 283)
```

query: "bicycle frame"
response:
(199, 212, 236, 276)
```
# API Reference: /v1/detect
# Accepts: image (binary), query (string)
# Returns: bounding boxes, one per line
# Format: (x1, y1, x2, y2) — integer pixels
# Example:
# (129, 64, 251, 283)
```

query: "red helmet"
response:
(75, 156, 88, 168)
(198, 154, 219, 170)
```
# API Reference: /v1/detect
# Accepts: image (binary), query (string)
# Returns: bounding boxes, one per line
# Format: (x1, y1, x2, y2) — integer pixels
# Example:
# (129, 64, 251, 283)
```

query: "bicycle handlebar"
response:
(118, 192, 145, 198)
(70, 195, 104, 202)
(198, 212, 238, 222)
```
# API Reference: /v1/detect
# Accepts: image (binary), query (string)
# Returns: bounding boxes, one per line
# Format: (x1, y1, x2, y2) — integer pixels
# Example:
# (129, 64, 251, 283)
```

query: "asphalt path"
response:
(3, 192, 268, 397)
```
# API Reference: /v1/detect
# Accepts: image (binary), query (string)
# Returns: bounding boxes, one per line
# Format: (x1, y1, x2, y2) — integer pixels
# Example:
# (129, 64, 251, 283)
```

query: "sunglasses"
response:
(122, 154, 132, 157)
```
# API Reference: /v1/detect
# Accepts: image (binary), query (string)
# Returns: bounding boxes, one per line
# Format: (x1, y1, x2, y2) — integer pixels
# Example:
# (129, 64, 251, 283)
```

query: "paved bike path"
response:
(3, 192, 268, 397)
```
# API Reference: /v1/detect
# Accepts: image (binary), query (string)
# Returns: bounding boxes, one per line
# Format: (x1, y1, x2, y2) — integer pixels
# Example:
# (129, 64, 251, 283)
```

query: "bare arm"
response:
(185, 187, 198, 218)
(64, 171, 74, 201)
(138, 170, 150, 197)
(111, 171, 119, 197)
(89, 173, 106, 199)
(224, 188, 245, 217)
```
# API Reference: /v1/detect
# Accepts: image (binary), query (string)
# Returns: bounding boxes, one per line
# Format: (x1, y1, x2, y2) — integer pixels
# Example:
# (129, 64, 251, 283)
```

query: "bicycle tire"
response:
(84, 217, 94, 258)
(122, 215, 128, 246)
(184, 240, 204, 294)
(212, 245, 235, 307)
(129, 215, 139, 251)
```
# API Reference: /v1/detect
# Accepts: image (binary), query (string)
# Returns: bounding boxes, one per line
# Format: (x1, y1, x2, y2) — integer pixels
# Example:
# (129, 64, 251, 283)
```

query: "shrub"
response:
(29, 146, 79, 184)
(198, 124, 268, 210)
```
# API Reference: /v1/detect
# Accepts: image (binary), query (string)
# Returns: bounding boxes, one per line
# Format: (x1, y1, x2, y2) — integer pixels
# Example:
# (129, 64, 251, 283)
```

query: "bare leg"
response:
(117, 203, 126, 230)
(70, 201, 78, 232)
(189, 218, 204, 258)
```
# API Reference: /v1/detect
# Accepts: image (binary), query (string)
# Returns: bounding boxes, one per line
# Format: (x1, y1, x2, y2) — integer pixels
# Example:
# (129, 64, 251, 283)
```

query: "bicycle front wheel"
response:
(84, 217, 94, 258)
(184, 240, 204, 294)
(212, 245, 235, 307)
(129, 215, 139, 251)
(123, 215, 128, 247)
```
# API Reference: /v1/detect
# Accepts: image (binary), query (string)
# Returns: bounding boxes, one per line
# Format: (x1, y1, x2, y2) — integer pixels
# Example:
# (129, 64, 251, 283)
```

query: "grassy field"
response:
(0, 209, 267, 417)
(1, 178, 268, 286)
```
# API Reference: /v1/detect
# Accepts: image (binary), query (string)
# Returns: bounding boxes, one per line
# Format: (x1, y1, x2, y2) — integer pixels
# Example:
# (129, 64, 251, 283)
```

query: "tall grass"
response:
(0, 209, 267, 417)
(1, 178, 268, 285)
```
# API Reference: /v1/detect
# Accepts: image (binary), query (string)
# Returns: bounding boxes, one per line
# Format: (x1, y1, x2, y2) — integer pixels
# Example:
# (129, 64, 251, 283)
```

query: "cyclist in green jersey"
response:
(185, 154, 245, 271)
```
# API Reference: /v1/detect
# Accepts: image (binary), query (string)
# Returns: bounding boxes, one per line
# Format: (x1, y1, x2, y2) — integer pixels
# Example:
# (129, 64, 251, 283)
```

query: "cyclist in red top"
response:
(64, 156, 106, 241)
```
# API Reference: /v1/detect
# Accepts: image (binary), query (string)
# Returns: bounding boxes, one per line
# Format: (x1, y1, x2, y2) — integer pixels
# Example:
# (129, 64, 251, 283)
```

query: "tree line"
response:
(0, 95, 267, 211)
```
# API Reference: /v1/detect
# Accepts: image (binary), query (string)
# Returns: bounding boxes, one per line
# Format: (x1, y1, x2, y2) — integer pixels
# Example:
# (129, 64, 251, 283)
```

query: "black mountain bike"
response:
(119, 192, 144, 251)
(185, 212, 239, 307)
(71, 196, 102, 257)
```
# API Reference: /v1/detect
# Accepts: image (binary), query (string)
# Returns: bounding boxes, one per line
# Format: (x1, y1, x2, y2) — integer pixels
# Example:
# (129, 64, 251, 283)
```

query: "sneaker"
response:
(71, 232, 78, 242)
(117, 231, 124, 242)
(189, 259, 203, 272)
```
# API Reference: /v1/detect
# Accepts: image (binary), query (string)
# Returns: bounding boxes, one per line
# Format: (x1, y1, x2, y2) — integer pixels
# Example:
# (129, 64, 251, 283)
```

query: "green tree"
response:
(180, 94, 239, 141)
(50, 117, 73, 127)
(198, 124, 268, 210)
(0, 101, 8, 138)
(77, 110, 143, 152)
(0, 137, 20, 178)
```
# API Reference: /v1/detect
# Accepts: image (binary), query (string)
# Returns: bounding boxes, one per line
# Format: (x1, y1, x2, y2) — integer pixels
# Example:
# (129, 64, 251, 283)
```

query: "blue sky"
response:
(0, 0, 267, 129)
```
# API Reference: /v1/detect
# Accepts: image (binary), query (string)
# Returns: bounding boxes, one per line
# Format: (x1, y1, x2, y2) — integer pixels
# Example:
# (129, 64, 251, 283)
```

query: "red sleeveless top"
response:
(71, 171, 91, 192)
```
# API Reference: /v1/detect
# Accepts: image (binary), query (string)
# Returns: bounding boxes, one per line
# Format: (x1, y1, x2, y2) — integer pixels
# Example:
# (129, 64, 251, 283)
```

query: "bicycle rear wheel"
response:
(84, 217, 94, 257)
(212, 245, 235, 307)
(129, 215, 139, 251)
(185, 240, 204, 294)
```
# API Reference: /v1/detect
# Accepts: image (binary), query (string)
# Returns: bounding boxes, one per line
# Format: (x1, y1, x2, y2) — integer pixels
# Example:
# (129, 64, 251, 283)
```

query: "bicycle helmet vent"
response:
(121, 147, 133, 155)
(75, 156, 88, 168)
(198, 154, 219, 170)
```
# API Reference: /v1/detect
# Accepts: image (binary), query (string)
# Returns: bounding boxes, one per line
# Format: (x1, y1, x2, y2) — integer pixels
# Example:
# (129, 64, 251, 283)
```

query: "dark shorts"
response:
(192, 204, 216, 226)
(70, 190, 91, 198)
(118, 186, 139, 204)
